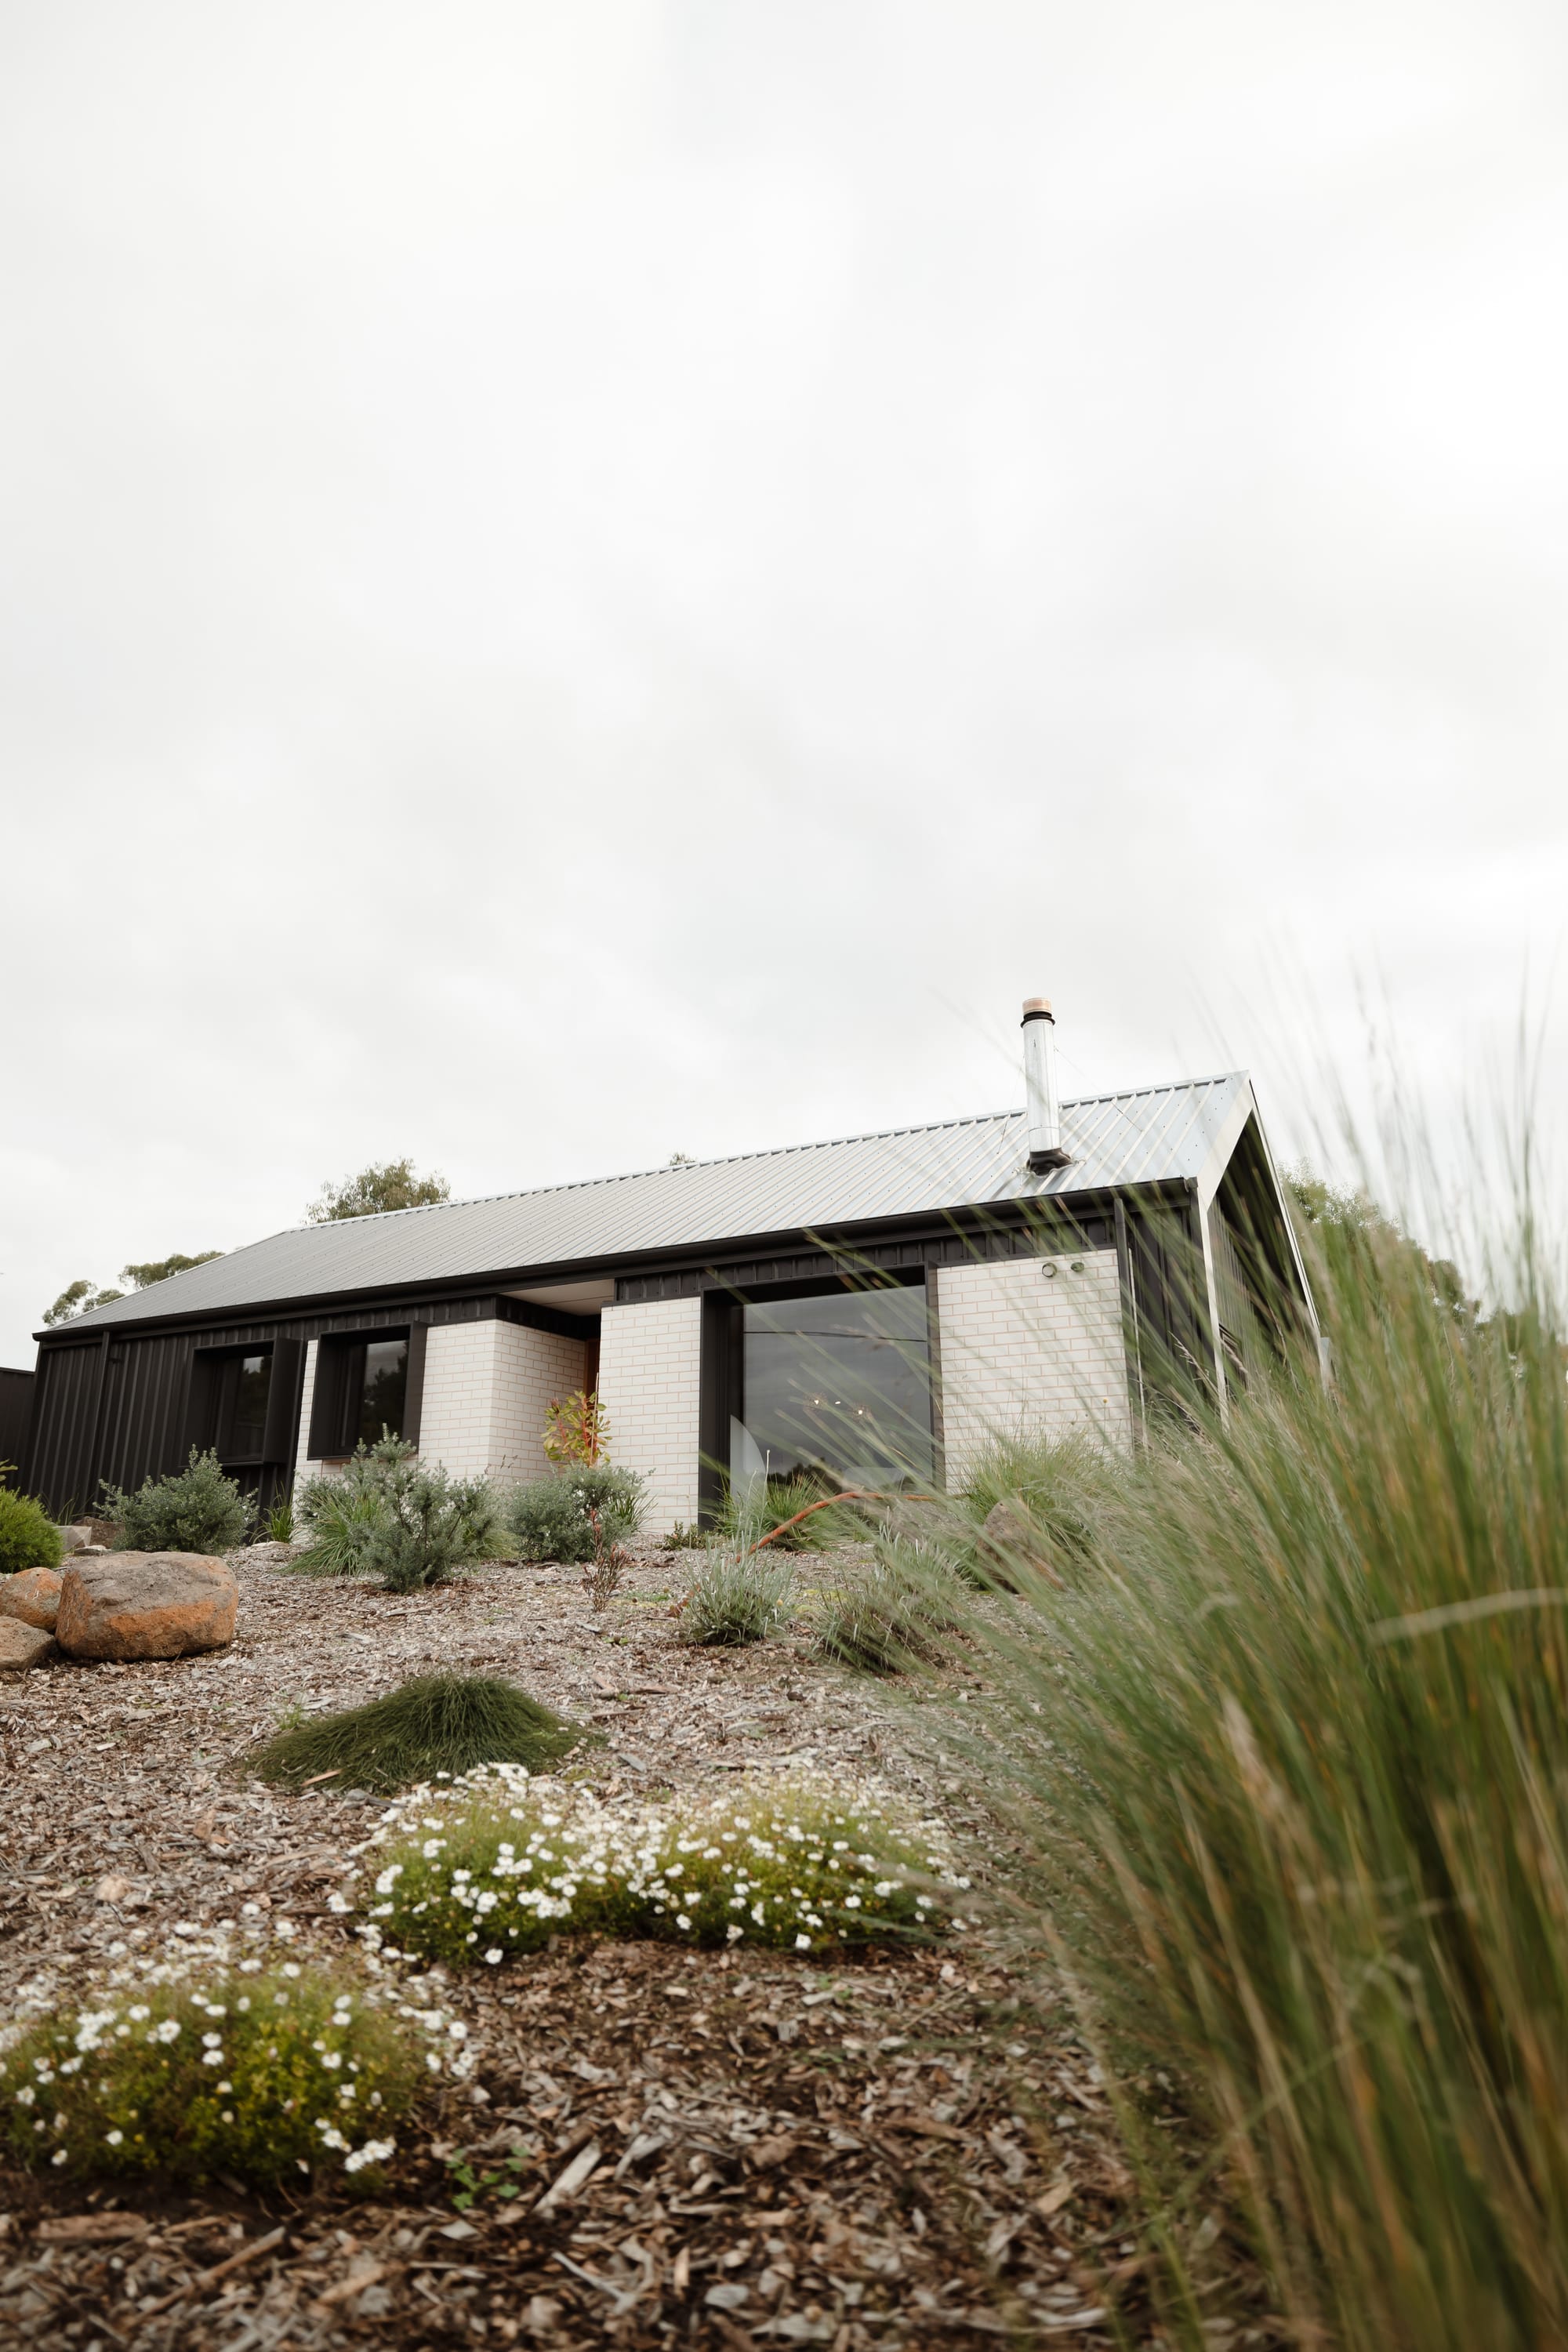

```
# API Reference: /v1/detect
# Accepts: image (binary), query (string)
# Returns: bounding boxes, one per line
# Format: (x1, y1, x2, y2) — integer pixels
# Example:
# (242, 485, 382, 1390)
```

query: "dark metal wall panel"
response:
(22, 1342, 103, 1515)
(0, 1368, 35, 1477)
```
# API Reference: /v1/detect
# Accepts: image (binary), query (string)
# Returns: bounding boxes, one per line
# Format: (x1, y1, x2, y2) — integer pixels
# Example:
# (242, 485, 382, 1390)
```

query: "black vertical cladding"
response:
(402, 1323, 430, 1452)
(262, 1338, 305, 1464)
(1120, 1190, 1216, 1414)
(697, 1291, 739, 1526)
(0, 1367, 36, 1476)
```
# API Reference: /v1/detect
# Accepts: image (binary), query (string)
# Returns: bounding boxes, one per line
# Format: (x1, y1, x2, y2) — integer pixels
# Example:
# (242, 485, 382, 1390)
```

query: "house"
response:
(19, 1007, 1312, 1531)
(0, 1366, 36, 1480)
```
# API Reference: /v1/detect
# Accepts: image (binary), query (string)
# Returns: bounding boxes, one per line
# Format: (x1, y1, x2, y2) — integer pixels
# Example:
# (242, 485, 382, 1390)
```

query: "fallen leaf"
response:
(746, 2133, 799, 2171)
(312, 2257, 387, 2308)
(1035, 2180, 1074, 2218)
(535, 2138, 602, 2214)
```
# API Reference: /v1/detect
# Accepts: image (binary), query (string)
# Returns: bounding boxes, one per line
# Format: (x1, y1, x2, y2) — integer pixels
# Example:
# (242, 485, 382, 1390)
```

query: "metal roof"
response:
(53, 1073, 1254, 1334)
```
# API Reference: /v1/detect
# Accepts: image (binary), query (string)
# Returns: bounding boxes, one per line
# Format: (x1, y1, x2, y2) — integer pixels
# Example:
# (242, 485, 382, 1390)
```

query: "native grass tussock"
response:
(249, 1671, 591, 1794)
(946, 1183, 1568, 2350)
(348, 1765, 973, 1966)
(0, 1918, 468, 2187)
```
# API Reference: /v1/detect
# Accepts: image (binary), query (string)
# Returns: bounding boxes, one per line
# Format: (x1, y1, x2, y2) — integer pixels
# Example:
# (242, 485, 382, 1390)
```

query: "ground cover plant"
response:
(506, 1462, 644, 1563)
(354, 1764, 970, 1964)
(676, 1546, 795, 1645)
(0, 1952, 453, 2187)
(0, 1484, 64, 1574)
(249, 1672, 591, 1794)
(99, 1447, 251, 1553)
(954, 1178, 1568, 2351)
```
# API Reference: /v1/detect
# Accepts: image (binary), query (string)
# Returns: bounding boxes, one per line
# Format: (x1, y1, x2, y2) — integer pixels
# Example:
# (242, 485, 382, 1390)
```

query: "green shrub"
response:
(0, 1490, 64, 1576)
(665, 1520, 710, 1549)
(293, 1439, 500, 1590)
(249, 1673, 591, 1794)
(815, 1555, 955, 1675)
(100, 1448, 251, 1554)
(357, 1765, 970, 1964)
(0, 1960, 448, 2186)
(961, 1189, 1568, 2350)
(506, 1465, 644, 1563)
(676, 1549, 794, 1646)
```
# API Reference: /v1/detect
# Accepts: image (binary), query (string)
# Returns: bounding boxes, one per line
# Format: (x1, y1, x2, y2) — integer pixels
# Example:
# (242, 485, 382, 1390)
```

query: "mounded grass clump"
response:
(0, 1960, 446, 2187)
(0, 1487, 64, 1575)
(357, 1766, 971, 1964)
(676, 1551, 795, 1646)
(250, 1673, 592, 1795)
(815, 1557, 955, 1675)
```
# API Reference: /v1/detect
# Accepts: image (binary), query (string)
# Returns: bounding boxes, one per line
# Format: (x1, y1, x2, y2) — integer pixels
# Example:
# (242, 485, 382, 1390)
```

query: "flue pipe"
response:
(1022, 997, 1071, 1171)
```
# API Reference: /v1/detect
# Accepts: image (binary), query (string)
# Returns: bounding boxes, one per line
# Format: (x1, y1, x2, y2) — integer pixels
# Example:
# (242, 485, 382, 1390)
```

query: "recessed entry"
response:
(504, 1279, 617, 1315)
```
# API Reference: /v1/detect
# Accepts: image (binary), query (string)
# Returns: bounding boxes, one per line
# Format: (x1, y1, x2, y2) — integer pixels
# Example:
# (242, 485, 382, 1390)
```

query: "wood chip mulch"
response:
(0, 1544, 1166, 2349)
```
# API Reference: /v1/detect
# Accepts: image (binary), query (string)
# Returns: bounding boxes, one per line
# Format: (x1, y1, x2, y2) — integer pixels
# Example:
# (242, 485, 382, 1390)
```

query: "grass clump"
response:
(719, 1475, 864, 1552)
(250, 1672, 591, 1795)
(676, 1549, 794, 1646)
(962, 1179, 1568, 2350)
(357, 1765, 970, 1964)
(506, 1465, 645, 1563)
(0, 1487, 64, 1575)
(956, 1427, 1126, 1583)
(0, 1958, 445, 2187)
(100, 1447, 251, 1554)
(815, 1554, 955, 1674)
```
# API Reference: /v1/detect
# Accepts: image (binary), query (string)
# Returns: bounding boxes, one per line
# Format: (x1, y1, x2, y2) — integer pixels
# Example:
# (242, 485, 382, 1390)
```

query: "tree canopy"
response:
(42, 1250, 222, 1326)
(307, 1158, 451, 1222)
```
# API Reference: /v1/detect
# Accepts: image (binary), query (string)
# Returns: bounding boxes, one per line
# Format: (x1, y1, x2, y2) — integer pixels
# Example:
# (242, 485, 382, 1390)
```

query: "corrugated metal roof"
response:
(54, 1073, 1250, 1334)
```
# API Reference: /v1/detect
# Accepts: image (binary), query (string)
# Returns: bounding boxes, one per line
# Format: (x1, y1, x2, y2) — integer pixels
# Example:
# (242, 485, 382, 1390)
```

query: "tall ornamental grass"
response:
(964, 1192, 1568, 2350)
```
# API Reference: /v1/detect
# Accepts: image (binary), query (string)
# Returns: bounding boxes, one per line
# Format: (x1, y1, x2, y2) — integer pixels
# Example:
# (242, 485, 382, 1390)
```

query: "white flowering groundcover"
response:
(345, 1764, 975, 1966)
(0, 1918, 470, 2187)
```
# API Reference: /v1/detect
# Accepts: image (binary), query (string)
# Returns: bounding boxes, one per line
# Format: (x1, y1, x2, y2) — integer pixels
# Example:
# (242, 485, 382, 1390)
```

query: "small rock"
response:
(56, 1552, 239, 1661)
(0, 1567, 64, 1631)
(94, 1874, 134, 1904)
(0, 1620, 57, 1678)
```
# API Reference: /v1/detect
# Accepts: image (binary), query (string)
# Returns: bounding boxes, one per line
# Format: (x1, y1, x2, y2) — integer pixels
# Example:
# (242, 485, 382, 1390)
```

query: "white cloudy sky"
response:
(4, 0, 1566, 1362)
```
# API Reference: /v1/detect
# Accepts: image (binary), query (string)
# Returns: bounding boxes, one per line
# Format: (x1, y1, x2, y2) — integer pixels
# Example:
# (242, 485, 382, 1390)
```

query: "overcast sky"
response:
(5, 0, 1566, 1363)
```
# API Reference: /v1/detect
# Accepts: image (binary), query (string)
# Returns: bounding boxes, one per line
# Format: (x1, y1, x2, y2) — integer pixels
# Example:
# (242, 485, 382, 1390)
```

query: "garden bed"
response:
(0, 1542, 1146, 2347)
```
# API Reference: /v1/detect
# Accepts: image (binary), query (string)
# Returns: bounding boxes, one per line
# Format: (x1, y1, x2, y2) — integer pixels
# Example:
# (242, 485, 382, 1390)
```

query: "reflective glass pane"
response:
(358, 1340, 408, 1448)
(229, 1352, 271, 1457)
(741, 1286, 931, 1490)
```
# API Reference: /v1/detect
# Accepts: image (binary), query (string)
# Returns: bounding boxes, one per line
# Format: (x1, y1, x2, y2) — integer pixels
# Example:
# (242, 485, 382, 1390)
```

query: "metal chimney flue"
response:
(1022, 997, 1071, 1171)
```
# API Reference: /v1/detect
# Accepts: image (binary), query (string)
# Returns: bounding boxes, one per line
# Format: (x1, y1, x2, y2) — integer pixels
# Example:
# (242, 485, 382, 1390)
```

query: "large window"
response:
(731, 1283, 932, 1497)
(310, 1333, 410, 1458)
(217, 1351, 272, 1461)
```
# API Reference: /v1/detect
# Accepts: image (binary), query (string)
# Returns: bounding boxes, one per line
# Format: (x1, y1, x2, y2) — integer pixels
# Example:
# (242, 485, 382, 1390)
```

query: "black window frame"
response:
(307, 1324, 427, 1461)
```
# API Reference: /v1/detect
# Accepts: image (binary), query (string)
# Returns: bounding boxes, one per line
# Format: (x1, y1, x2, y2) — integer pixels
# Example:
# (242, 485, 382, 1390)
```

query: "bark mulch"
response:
(0, 1544, 1166, 2349)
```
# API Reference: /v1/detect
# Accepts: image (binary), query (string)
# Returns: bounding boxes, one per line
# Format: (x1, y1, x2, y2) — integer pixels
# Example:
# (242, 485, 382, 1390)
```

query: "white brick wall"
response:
(597, 1296, 702, 1537)
(292, 1338, 321, 1491)
(418, 1319, 587, 1486)
(935, 1251, 1132, 1486)
(291, 1321, 586, 1495)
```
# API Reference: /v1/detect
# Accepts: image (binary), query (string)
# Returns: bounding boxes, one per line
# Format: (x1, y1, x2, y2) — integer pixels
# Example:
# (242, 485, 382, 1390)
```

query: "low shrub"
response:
(815, 1556, 956, 1675)
(664, 1520, 710, 1550)
(0, 1489, 64, 1576)
(294, 1439, 501, 1590)
(506, 1465, 645, 1564)
(100, 1448, 251, 1555)
(677, 1550, 794, 1646)
(0, 1952, 455, 2187)
(263, 1494, 296, 1544)
(355, 1765, 971, 1964)
(249, 1672, 592, 1794)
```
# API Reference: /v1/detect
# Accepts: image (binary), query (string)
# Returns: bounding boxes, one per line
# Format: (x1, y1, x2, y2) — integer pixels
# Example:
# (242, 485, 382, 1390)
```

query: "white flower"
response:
(155, 2020, 182, 2044)
(202, 2032, 223, 2049)
(106, 2130, 124, 2146)
(421, 1841, 445, 1860)
(795, 1934, 811, 1950)
(281, 1962, 301, 1979)
(202, 2049, 224, 2065)
(52, 2148, 68, 2167)
(321, 2052, 343, 2071)
(16, 2087, 34, 2108)
(344, 2135, 395, 2173)
(485, 1948, 503, 1965)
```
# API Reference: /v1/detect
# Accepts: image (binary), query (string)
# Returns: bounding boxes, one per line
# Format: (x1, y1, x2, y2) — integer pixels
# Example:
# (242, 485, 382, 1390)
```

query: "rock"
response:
(55, 1552, 239, 1661)
(0, 1566, 64, 1631)
(0, 1619, 58, 1677)
(57, 1525, 89, 1553)
(979, 1497, 1065, 1587)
